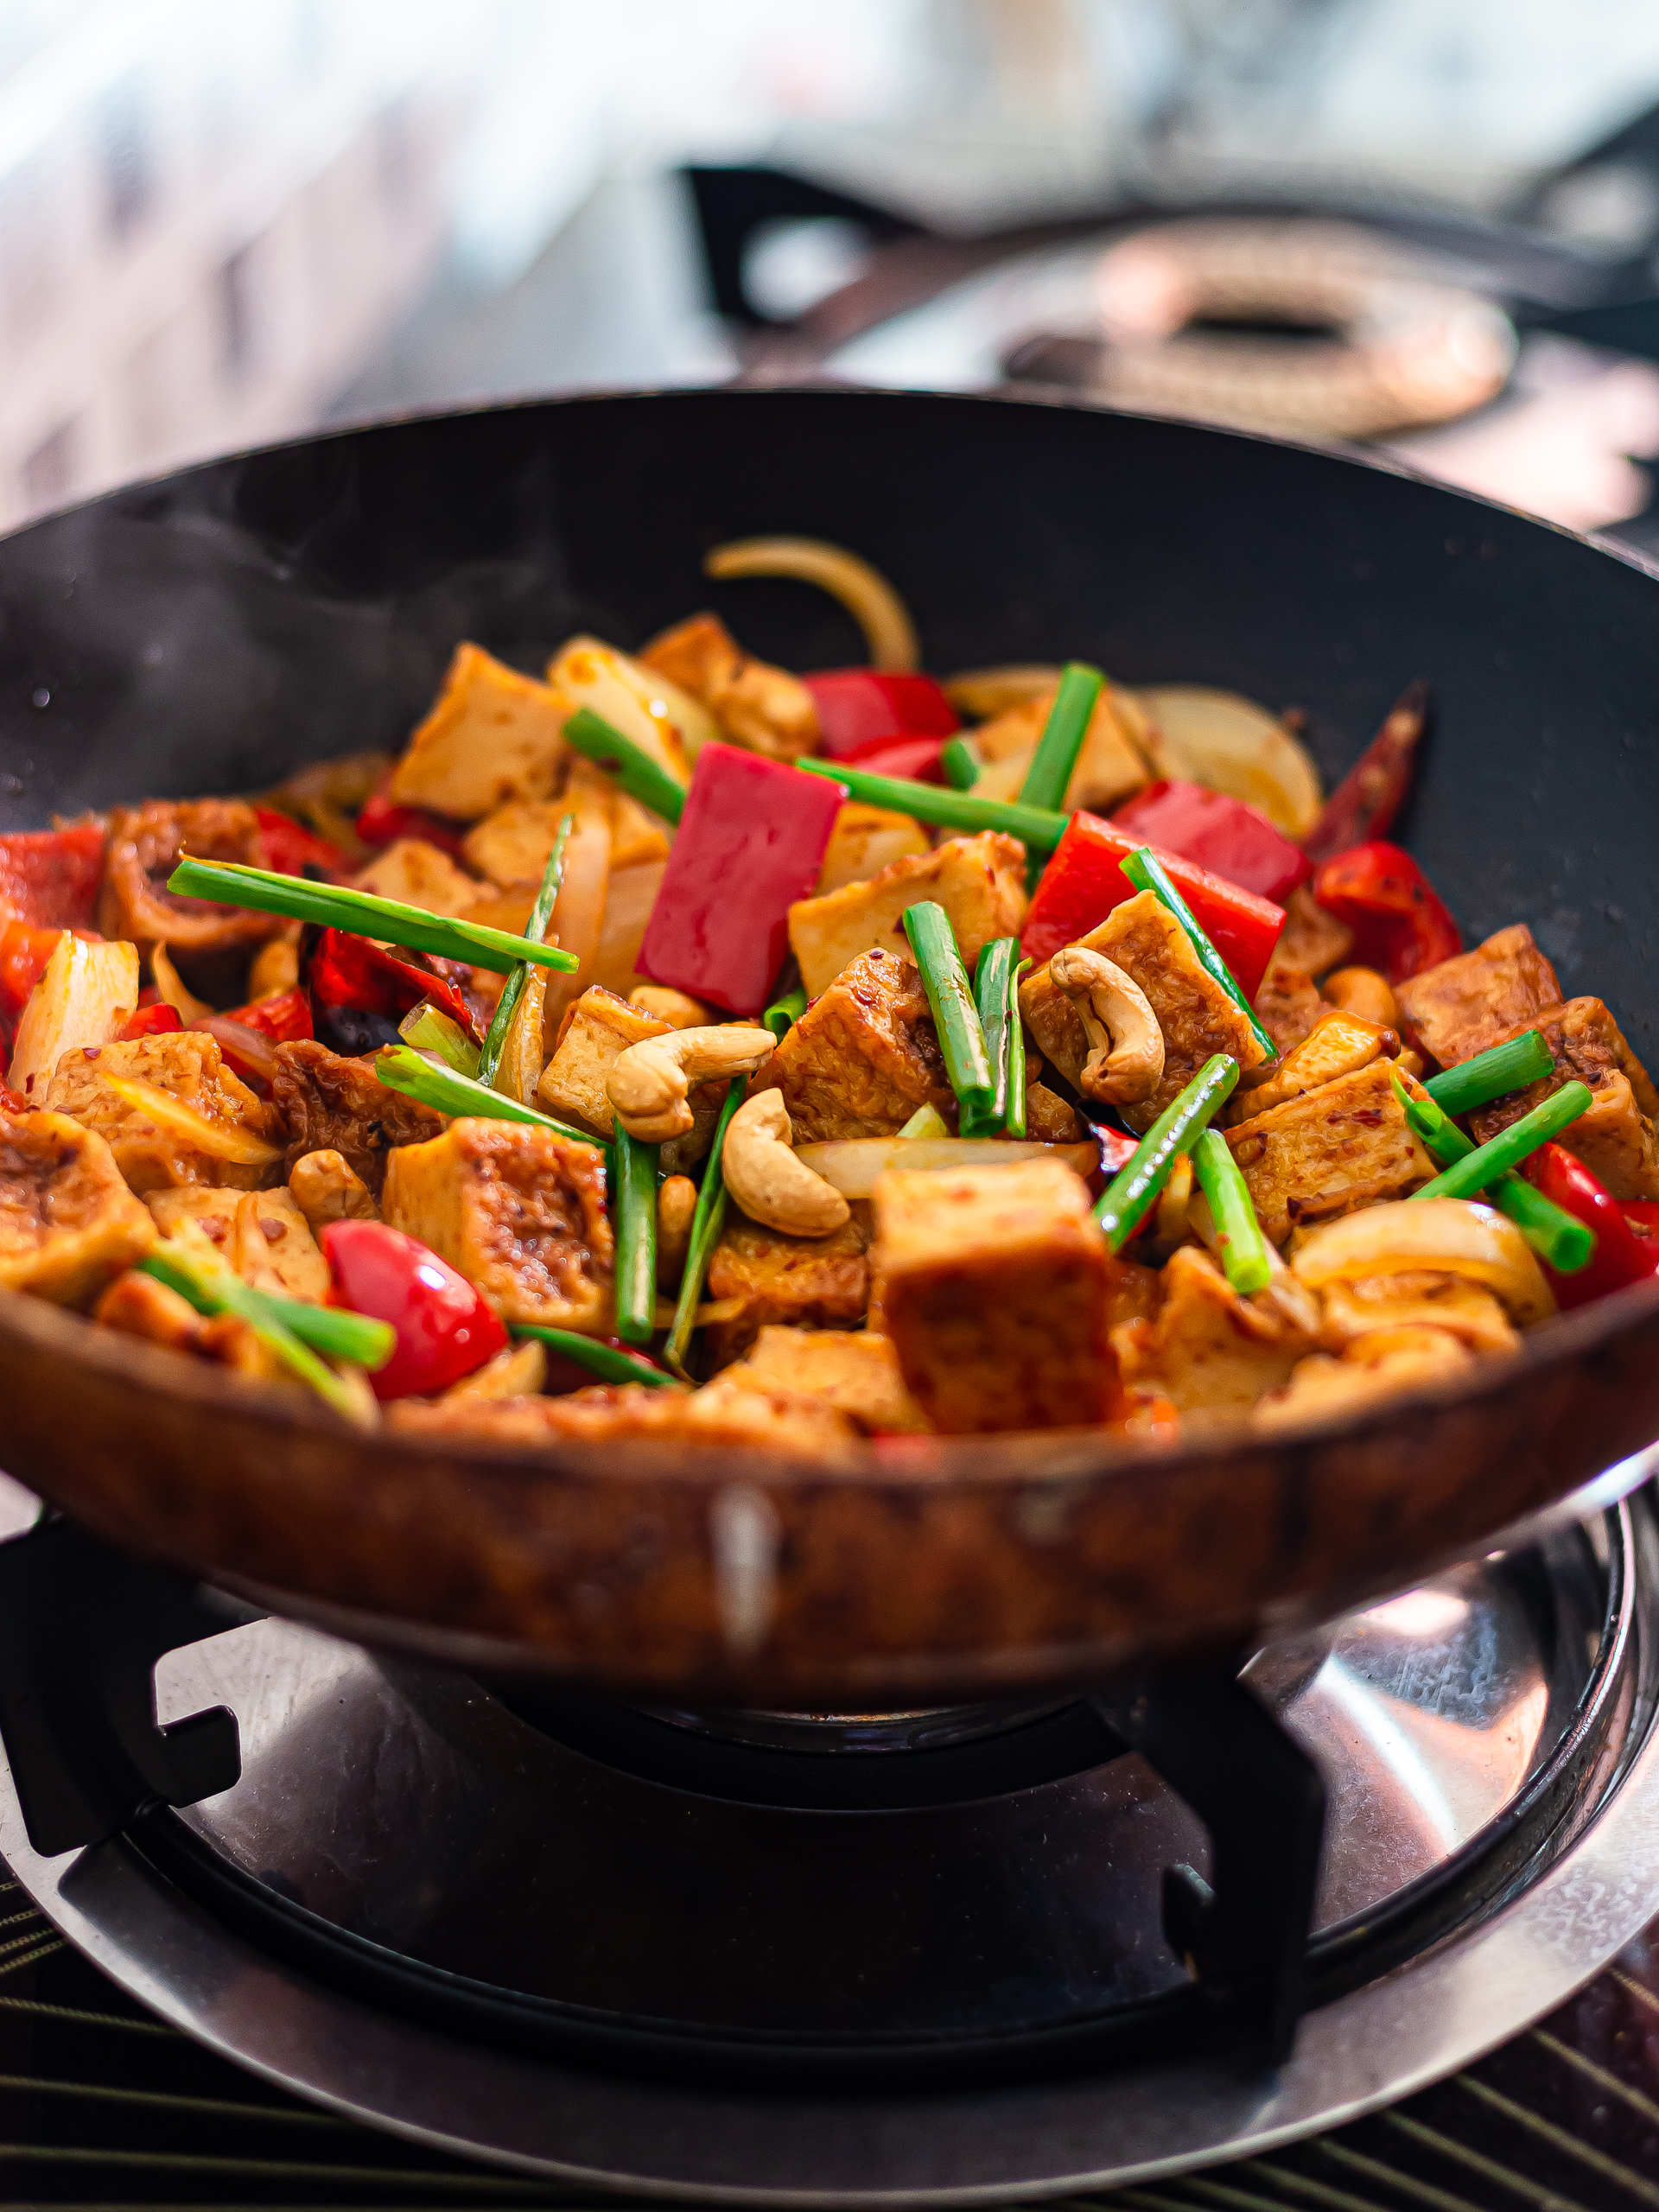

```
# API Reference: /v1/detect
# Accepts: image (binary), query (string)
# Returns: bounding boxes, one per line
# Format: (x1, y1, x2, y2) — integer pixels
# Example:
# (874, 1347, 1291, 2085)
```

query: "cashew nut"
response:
(721, 1090, 850, 1236)
(1047, 947, 1166, 1105)
(606, 1025, 774, 1141)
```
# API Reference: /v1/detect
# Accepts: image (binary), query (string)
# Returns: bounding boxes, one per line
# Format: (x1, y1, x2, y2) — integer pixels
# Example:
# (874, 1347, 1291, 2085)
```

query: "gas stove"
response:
(0, 1470, 1656, 2203)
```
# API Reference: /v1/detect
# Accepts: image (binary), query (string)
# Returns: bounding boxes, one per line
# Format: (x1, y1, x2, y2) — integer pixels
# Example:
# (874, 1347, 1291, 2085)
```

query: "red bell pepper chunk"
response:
(119, 1002, 184, 1041)
(0, 821, 105, 929)
(1524, 1142, 1659, 1308)
(1020, 811, 1286, 1004)
(1111, 780, 1310, 905)
(1622, 1201, 1659, 1240)
(837, 733, 947, 784)
(322, 1218, 508, 1401)
(355, 779, 467, 861)
(639, 742, 844, 1016)
(220, 987, 313, 1045)
(1310, 841, 1460, 982)
(0, 918, 67, 1020)
(804, 671, 959, 758)
(307, 929, 482, 1044)
(252, 806, 346, 880)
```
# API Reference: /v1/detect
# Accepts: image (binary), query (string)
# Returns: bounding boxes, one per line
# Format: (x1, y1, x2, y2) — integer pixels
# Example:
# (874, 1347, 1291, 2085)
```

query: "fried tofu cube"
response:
(1267, 882, 1353, 982)
(465, 793, 671, 896)
(549, 636, 709, 783)
(383, 1117, 612, 1330)
(1223, 1007, 1393, 1125)
(871, 1157, 1118, 1433)
(1469, 996, 1659, 1198)
(705, 1207, 871, 1367)
(93, 1268, 288, 1382)
(537, 986, 671, 1137)
(0, 1110, 156, 1306)
(641, 613, 818, 761)
(969, 683, 1149, 814)
(390, 642, 569, 817)
(273, 1040, 446, 1198)
(1225, 1058, 1436, 1245)
(45, 1033, 283, 1194)
(814, 803, 931, 895)
(788, 831, 1027, 1001)
(1316, 1270, 1517, 1355)
(723, 1325, 929, 1433)
(769, 947, 953, 1141)
(1110, 1245, 1315, 1416)
(352, 838, 480, 917)
(1253, 963, 1325, 1056)
(146, 1185, 328, 1299)
(390, 1370, 859, 1460)
(288, 1148, 379, 1232)
(146, 1185, 240, 1251)
(1020, 890, 1268, 1132)
(1255, 1325, 1474, 1429)
(1395, 925, 1560, 1068)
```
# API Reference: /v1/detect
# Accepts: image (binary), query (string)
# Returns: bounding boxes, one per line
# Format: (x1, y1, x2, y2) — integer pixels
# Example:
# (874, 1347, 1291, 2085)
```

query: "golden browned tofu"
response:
(705, 1206, 871, 1367)
(969, 684, 1149, 813)
(273, 1041, 445, 1198)
(1253, 963, 1325, 1055)
(1316, 1270, 1516, 1355)
(641, 613, 818, 761)
(146, 1185, 239, 1251)
(814, 803, 930, 895)
(1111, 1245, 1314, 1416)
(1225, 1058, 1436, 1244)
(788, 832, 1027, 1001)
(871, 1157, 1118, 1433)
(1255, 1325, 1474, 1429)
(1395, 925, 1560, 1068)
(98, 798, 283, 995)
(352, 838, 480, 917)
(1268, 882, 1354, 982)
(92, 1268, 287, 1381)
(538, 986, 671, 1136)
(462, 800, 569, 889)
(1023, 1082, 1084, 1142)
(1223, 1007, 1393, 1125)
(391, 1371, 858, 1460)
(383, 1117, 612, 1330)
(147, 1183, 327, 1299)
(723, 1325, 929, 1433)
(45, 1034, 283, 1194)
(1020, 890, 1268, 1132)
(390, 642, 569, 817)
(769, 947, 952, 1142)
(0, 1111, 156, 1306)
(1469, 997, 1659, 1198)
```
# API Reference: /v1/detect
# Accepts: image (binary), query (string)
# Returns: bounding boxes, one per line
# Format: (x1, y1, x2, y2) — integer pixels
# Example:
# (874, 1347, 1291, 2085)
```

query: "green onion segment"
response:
(166, 856, 578, 976)
(375, 1042, 605, 1151)
(398, 1004, 480, 1077)
(796, 757, 1067, 850)
(664, 1077, 747, 1379)
(1394, 1075, 1594, 1269)
(903, 901, 996, 1136)
(477, 815, 573, 1090)
(139, 1247, 384, 1422)
(940, 737, 980, 791)
(763, 985, 808, 1041)
(974, 937, 1022, 1134)
(1408, 1080, 1594, 1205)
(612, 1126, 659, 1344)
(1094, 1054, 1241, 1251)
(1423, 1029, 1554, 1118)
(1006, 956, 1032, 1140)
(1191, 1128, 1272, 1295)
(562, 707, 686, 825)
(1122, 845, 1277, 1061)
(508, 1325, 680, 1389)
(1019, 662, 1103, 815)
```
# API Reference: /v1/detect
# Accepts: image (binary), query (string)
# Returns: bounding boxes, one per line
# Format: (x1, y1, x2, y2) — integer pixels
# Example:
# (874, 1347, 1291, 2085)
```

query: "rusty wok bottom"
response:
(3, 388, 1659, 1702)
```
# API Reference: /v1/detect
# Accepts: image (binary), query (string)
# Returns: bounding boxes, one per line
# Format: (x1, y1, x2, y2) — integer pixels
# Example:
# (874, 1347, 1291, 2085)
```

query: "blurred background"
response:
(10, 0, 1659, 545)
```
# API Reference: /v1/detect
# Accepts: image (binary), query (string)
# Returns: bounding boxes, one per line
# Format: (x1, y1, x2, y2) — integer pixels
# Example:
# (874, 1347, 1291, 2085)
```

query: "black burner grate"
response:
(0, 1876, 1655, 2209)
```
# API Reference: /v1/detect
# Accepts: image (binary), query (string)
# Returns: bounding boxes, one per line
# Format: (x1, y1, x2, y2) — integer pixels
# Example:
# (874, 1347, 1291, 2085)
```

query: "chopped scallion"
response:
(1122, 845, 1277, 1061)
(398, 1004, 480, 1077)
(1423, 1029, 1554, 1119)
(940, 736, 980, 791)
(562, 707, 686, 825)
(1006, 955, 1032, 1140)
(1019, 662, 1103, 815)
(375, 1042, 604, 1151)
(796, 757, 1066, 849)
(1093, 1054, 1240, 1251)
(1407, 1080, 1594, 1204)
(903, 900, 996, 1136)
(664, 1077, 746, 1379)
(763, 984, 807, 1041)
(508, 1325, 681, 1389)
(1191, 1128, 1272, 1295)
(476, 814, 572, 1090)
(1393, 1074, 1596, 1269)
(613, 1126, 658, 1344)
(140, 1247, 383, 1424)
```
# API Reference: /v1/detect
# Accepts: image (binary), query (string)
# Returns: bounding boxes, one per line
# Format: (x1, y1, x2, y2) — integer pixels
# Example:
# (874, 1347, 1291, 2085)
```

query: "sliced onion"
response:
(1136, 685, 1323, 839)
(704, 537, 919, 671)
(101, 1074, 283, 1166)
(550, 638, 706, 782)
(1289, 1200, 1554, 1325)
(795, 1136, 1096, 1201)
(187, 1014, 280, 1092)
(151, 943, 213, 1025)
(943, 665, 1061, 719)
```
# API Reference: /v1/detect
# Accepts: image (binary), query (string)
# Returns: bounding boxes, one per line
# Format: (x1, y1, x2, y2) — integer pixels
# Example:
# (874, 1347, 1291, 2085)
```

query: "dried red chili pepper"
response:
(355, 779, 467, 861)
(307, 929, 482, 1044)
(1302, 683, 1428, 865)
(219, 987, 313, 1045)
(119, 1003, 184, 1040)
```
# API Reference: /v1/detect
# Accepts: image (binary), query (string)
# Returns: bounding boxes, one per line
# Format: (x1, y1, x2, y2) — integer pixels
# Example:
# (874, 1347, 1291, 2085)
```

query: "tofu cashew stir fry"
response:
(2, 540, 1655, 1457)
